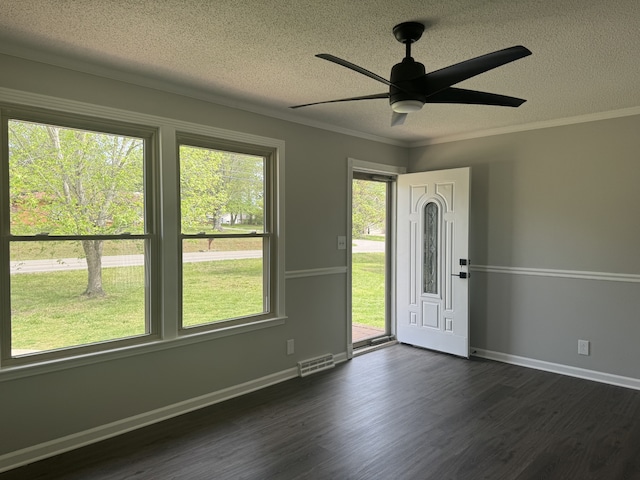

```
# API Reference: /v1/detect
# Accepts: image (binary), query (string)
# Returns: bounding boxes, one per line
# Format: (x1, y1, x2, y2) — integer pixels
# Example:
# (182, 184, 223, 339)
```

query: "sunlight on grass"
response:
(12, 253, 385, 353)
(10, 258, 264, 353)
(11, 267, 146, 351)
(182, 258, 264, 327)
(352, 252, 385, 329)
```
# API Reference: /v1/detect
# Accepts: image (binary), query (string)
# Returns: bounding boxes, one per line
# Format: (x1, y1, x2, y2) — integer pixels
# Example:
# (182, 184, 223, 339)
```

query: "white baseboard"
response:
(0, 363, 309, 474)
(472, 348, 640, 391)
(7, 348, 636, 473)
(333, 351, 348, 364)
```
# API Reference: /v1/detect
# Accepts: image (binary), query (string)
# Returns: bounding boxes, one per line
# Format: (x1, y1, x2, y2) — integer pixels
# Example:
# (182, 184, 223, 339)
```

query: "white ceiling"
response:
(0, 0, 639, 145)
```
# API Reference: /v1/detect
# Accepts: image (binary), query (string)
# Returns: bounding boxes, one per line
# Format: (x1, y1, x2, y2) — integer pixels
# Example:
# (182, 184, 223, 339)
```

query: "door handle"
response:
(452, 272, 469, 279)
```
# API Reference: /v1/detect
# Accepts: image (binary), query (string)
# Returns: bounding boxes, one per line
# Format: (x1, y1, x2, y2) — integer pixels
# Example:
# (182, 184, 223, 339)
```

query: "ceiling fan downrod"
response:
(390, 22, 427, 113)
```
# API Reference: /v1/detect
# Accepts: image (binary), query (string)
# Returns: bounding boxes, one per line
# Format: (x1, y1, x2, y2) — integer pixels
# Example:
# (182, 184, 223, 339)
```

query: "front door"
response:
(396, 167, 470, 357)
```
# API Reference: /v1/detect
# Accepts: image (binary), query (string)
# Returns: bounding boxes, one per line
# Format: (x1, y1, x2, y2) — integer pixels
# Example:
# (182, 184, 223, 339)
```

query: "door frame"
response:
(346, 158, 406, 359)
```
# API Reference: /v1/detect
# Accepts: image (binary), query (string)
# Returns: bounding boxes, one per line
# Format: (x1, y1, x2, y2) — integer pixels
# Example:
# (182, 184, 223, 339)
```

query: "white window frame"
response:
(176, 132, 279, 333)
(1, 105, 160, 366)
(346, 158, 405, 359)
(0, 87, 286, 380)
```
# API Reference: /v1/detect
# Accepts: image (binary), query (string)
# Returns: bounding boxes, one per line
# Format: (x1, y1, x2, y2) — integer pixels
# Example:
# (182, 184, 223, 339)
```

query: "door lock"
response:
(452, 272, 469, 279)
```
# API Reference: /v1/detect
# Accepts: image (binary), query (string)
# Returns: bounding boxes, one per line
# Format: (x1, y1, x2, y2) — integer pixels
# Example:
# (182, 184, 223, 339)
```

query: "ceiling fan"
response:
(291, 21, 532, 126)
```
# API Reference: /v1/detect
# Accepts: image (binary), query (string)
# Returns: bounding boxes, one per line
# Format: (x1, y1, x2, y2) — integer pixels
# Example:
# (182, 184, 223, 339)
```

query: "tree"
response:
(352, 179, 386, 238)
(179, 145, 229, 232)
(9, 120, 144, 297)
(223, 153, 263, 226)
(180, 147, 264, 231)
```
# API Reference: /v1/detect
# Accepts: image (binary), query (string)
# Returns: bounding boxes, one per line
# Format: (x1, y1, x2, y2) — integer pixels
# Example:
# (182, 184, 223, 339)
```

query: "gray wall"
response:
(2, 49, 640, 460)
(0, 53, 407, 456)
(409, 116, 640, 378)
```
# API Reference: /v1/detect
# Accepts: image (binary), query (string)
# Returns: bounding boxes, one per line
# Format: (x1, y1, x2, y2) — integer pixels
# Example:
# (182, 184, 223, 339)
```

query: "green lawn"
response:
(182, 258, 263, 326)
(10, 252, 386, 353)
(352, 252, 385, 329)
(10, 258, 263, 352)
(11, 266, 147, 351)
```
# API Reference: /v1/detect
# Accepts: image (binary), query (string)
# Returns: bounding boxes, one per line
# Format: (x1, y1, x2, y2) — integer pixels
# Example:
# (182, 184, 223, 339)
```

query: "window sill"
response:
(0, 316, 287, 383)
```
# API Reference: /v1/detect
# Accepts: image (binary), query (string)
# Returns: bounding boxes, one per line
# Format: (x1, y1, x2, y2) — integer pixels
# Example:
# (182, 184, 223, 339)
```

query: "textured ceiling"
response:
(0, 0, 639, 145)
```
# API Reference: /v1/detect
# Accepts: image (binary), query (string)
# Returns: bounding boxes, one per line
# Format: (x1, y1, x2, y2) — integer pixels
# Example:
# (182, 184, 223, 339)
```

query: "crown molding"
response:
(0, 45, 408, 148)
(409, 105, 640, 147)
(2, 43, 640, 150)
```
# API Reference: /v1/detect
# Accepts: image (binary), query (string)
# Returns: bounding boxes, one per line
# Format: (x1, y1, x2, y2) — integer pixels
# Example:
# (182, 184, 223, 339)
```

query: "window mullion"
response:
(0, 112, 11, 364)
(158, 125, 180, 340)
(181, 233, 268, 239)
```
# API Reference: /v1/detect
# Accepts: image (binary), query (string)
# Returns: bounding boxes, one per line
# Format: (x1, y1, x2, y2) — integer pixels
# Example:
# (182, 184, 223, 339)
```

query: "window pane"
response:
(8, 120, 145, 235)
(423, 202, 438, 294)
(10, 240, 147, 356)
(180, 145, 264, 234)
(182, 237, 265, 327)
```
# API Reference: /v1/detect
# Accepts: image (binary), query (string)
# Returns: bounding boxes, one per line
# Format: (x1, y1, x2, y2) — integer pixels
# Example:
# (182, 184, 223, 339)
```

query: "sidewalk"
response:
(10, 250, 262, 274)
(11, 239, 384, 274)
(352, 323, 385, 342)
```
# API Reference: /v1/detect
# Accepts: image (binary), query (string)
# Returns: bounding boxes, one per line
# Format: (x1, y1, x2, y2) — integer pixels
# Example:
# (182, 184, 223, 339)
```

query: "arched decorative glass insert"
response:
(423, 202, 439, 294)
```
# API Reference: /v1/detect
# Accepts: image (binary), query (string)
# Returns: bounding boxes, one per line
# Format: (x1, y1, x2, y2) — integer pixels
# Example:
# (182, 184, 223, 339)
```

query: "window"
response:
(178, 134, 276, 331)
(1, 108, 157, 363)
(0, 97, 284, 371)
(423, 201, 438, 294)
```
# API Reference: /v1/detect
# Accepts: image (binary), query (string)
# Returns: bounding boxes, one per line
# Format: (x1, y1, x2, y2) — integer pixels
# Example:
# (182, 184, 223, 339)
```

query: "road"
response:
(10, 239, 385, 274)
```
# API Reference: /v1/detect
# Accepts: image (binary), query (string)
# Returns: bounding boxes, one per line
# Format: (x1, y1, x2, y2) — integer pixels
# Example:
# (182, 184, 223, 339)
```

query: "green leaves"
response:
(8, 120, 145, 236)
(180, 145, 228, 233)
(352, 179, 386, 238)
(179, 145, 264, 233)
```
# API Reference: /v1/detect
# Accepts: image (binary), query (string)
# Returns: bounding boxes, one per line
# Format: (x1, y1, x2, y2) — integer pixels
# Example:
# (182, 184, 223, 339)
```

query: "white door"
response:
(396, 167, 470, 357)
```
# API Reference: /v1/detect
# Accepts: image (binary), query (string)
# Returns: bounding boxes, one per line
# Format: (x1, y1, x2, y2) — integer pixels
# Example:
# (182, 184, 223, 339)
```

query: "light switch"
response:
(337, 236, 346, 250)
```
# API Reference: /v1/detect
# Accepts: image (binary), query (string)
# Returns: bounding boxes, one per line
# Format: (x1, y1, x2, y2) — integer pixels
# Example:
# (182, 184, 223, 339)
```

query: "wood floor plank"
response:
(2, 344, 640, 480)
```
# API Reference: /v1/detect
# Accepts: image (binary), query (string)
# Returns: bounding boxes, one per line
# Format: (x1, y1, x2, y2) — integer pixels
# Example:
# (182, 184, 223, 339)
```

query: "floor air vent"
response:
(298, 354, 335, 377)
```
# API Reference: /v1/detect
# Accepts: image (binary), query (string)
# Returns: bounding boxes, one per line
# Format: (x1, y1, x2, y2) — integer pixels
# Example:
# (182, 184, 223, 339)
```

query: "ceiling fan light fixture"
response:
(391, 99, 424, 113)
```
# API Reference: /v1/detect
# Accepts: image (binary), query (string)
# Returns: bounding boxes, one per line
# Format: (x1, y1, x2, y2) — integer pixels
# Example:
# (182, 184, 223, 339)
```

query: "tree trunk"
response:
(212, 207, 224, 231)
(81, 239, 105, 297)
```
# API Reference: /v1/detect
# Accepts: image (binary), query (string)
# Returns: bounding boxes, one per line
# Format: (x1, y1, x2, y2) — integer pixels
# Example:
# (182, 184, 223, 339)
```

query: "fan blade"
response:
(316, 54, 399, 89)
(418, 45, 532, 96)
(426, 87, 526, 107)
(391, 112, 408, 126)
(290, 92, 388, 109)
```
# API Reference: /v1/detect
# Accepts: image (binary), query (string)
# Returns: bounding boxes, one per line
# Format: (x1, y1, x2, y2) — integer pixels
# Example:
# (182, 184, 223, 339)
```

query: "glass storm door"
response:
(351, 173, 391, 347)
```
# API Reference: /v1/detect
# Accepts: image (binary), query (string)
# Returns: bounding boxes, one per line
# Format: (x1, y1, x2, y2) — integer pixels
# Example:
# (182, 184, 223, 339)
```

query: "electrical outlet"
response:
(578, 339, 590, 356)
(287, 339, 295, 355)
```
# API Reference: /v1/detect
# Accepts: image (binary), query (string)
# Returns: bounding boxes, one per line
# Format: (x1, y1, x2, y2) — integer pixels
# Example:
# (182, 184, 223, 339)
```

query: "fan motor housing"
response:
(389, 59, 427, 106)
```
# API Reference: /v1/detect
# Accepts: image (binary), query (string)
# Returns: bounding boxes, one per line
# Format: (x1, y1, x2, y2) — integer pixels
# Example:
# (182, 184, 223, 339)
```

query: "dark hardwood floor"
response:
(3, 344, 640, 479)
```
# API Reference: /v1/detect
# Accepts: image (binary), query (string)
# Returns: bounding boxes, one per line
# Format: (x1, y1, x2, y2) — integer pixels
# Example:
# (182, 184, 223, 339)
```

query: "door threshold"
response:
(353, 339, 398, 357)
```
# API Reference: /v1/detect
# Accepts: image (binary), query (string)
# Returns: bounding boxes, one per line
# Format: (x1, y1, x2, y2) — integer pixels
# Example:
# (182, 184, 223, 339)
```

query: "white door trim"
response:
(346, 158, 406, 358)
